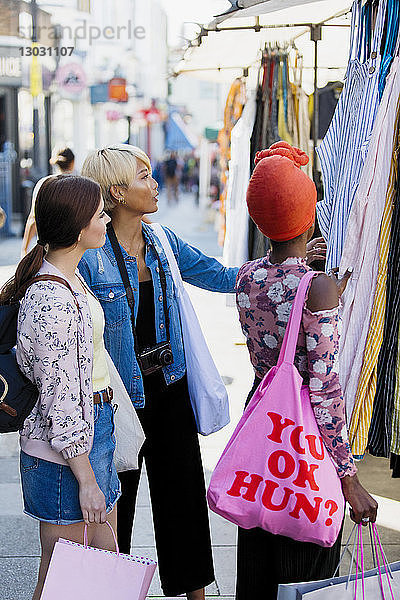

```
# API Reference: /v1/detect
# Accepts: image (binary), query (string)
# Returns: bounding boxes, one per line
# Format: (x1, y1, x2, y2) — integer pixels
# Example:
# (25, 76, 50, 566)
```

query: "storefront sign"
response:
(90, 83, 109, 104)
(108, 77, 128, 102)
(0, 47, 22, 86)
(56, 62, 87, 99)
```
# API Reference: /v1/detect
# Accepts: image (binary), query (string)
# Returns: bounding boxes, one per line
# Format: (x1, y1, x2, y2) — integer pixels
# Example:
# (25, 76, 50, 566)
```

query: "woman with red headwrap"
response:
(235, 142, 377, 599)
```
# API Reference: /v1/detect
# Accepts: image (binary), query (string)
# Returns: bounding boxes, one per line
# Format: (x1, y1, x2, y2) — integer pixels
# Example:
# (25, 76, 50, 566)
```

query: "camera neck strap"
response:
(107, 223, 171, 349)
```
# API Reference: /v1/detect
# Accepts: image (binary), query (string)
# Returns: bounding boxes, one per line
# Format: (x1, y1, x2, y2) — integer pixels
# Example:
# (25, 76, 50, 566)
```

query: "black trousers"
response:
(236, 524, 343, 600)
(117, 373, 215, 597)
(235, 378, 343, 599)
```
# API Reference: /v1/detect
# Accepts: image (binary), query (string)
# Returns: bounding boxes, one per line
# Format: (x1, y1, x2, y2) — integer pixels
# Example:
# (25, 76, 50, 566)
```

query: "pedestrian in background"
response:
(163, 151, 180, 204)
(151, 159, 164, 191)
(79, 144, 238, 600)
(0, 175, 120, 600)
(235, 143, 377, 599)
(21, 147, 77, 257)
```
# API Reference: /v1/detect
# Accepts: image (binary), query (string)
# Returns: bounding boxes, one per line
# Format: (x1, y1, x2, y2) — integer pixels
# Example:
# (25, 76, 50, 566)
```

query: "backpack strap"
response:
(17, 275, 83, 408)
(18, 274, 80, 310)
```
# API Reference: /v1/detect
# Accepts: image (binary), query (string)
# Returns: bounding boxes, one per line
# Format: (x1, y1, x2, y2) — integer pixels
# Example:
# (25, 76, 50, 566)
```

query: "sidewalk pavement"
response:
(1, 192, 400, 599)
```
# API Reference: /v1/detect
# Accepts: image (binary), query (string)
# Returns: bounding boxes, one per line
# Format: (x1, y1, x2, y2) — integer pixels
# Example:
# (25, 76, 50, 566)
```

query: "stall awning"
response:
(172, 0, 352, 93)
(165, 112, 198, 151)
(212, 0, 331, 26)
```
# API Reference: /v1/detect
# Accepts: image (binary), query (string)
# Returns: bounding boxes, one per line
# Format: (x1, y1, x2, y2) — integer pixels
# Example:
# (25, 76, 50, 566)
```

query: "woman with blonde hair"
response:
(79, 144, 239, 600)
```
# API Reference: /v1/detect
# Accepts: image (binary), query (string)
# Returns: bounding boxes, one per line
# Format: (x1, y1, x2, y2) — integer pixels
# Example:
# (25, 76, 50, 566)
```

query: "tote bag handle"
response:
(83, 522, 120, 557)
(150, 224, 183, 292)
(277, 270, 317, 368)
(334, 523, 395, 600)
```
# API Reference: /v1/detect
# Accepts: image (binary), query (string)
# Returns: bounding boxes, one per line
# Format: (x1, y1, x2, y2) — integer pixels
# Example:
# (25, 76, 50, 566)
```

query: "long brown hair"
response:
(0, 175, 101, 304)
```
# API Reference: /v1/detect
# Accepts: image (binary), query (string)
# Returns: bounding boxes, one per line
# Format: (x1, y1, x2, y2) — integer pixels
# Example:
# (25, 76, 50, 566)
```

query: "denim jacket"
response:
(79, 223, 238, 408)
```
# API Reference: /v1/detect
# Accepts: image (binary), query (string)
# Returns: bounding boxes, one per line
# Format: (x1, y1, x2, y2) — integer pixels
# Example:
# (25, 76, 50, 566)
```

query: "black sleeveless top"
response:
(136, 279, 156, 351)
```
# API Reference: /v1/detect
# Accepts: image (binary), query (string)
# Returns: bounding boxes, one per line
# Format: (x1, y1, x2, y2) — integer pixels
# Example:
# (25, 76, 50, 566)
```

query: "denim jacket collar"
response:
(102, 223, 165, 269)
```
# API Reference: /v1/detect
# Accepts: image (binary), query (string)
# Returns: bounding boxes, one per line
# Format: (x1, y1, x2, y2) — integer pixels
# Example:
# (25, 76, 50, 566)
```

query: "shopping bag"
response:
(40, 522, 157, 599)
(207, 271, 344, 547)
(151, 224, 230, 436)
(278, 523, 400, 599)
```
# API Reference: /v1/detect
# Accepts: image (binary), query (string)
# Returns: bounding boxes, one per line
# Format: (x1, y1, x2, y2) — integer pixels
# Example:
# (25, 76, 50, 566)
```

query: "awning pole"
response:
(311, 24, 322, 183)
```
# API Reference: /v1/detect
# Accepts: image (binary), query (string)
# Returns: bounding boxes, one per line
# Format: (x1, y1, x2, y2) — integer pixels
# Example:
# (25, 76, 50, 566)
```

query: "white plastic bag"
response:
(106, 352, 145, 472)
(152, 224, 230, 436)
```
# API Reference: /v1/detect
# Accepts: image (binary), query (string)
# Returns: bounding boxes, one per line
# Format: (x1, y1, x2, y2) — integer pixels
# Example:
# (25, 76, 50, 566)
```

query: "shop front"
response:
(0, 45, 22, 232)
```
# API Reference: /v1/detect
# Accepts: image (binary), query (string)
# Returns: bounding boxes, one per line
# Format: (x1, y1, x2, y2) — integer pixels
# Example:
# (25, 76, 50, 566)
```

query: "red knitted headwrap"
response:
(246, 141, 317, 242)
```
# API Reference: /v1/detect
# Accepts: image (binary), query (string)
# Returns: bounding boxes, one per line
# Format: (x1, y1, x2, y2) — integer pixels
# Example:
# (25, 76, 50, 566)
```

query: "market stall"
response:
(173, 0, 400, 474)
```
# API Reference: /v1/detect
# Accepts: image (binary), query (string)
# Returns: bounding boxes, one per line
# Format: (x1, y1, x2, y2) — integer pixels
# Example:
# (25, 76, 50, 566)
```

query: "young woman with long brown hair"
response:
(0, 175, 121, 600)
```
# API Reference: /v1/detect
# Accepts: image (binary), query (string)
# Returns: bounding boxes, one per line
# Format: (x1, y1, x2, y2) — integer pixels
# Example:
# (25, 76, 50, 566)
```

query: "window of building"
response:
(19, 11, 32, 39)
(77, 0, 91, 12)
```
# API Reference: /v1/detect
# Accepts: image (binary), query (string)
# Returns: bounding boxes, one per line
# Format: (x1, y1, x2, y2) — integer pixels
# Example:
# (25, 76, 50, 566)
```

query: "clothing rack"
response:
(173, 7, 352, 180)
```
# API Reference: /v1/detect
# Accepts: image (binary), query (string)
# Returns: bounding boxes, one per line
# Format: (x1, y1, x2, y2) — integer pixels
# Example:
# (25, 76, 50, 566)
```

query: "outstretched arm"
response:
(305, 274, 378, 525)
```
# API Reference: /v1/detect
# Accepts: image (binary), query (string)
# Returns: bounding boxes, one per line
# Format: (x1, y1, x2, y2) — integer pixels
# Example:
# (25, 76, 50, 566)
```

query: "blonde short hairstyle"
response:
(82, 144, 152, 213)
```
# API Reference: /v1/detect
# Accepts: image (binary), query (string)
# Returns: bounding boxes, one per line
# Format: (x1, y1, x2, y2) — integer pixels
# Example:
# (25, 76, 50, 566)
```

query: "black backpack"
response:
(0, 275, 78, 433)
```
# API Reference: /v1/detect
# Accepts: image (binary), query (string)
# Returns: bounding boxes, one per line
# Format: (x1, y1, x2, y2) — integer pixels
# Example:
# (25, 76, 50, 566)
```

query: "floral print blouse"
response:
(16, 260, 95, 464)
(236, 253, 357, 478)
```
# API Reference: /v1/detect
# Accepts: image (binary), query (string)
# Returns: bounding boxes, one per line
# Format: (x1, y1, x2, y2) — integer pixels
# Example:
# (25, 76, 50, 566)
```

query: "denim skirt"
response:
(20, 401, 121, 525)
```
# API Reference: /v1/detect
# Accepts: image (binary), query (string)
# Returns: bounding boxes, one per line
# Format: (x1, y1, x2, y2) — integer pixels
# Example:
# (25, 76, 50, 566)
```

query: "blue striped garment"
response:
(378, 0, 399, 98)
(316, 0, 388, 271)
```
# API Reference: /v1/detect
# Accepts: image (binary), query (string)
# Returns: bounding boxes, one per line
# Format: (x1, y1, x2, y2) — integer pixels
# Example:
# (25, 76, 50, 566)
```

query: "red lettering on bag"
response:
(268, 450, 296, 479)
(292, 460, 320, 491)
(266, 412, 295, 443)
(290, 426, 306, 455)
(325, 499, 339, 526)
(226, 471, 263, 502)
(289, 493, 323, 523)
(261, 480, 294, 511)
(305, 435, 325, 460)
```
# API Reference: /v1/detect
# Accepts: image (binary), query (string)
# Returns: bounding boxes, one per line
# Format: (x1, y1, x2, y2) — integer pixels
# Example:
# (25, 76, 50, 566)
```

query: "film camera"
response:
(137, 341, 174, 376)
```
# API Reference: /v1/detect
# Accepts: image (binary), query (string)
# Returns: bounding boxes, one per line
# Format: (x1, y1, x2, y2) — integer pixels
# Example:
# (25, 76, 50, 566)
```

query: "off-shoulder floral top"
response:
(236, 252, 357, 478)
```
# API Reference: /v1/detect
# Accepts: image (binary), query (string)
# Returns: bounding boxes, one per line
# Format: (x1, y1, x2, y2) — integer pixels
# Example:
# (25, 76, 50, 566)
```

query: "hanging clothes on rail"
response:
(317, 0, 388, 271)
(347, 93, 400, 457)
(290, 53, 312, 178)
(368, 143, 400, 457)
(277, 56, 292, 144)
(337, 47, 400, 449)
(218, 78, 247, 245)
(392, 325, 400, 454)
(310, 82, 344, 139)
(223, 91, 257, 268)
(378, 0, 400, 96)
(247, 47, 312, 260)
(390, 453, 400, 477)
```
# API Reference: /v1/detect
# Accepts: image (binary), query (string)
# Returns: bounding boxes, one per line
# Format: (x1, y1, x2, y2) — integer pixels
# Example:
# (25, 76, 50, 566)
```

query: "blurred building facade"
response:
(0, 0, 54, 220)
(38, 0, 168, 168)
(0, 0, 169, 227)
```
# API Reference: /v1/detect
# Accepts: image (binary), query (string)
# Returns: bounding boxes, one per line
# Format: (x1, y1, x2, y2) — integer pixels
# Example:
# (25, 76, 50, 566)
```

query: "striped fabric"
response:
(347, 98, 400, 457)
(369, 144, 400, 457)
(392, 323, 400, 454)
(378, 0, 400, 98)
(336, 56, 400, 427)
(317, 0, 388, 271)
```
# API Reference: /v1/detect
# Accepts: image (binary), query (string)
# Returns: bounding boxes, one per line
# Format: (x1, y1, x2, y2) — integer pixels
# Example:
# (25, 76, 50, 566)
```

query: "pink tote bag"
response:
(207, 271, 345, 547)
(40, 522, 157, 599)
